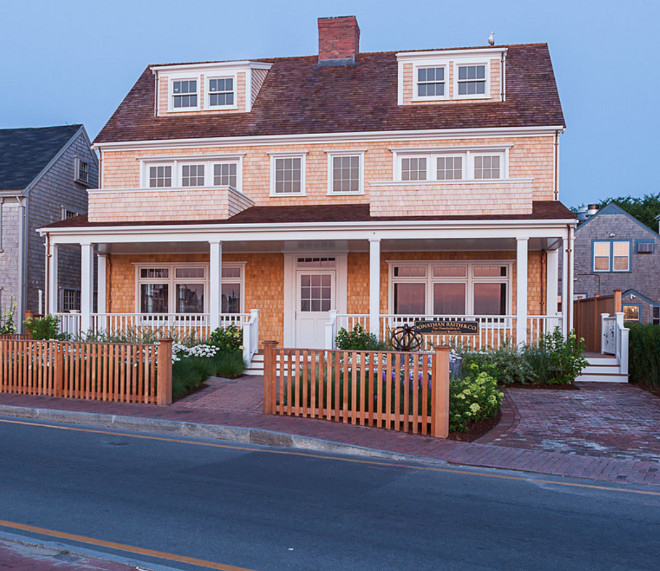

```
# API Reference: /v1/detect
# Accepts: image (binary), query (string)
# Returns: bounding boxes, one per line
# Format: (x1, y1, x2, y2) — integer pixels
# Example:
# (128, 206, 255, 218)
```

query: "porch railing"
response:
(55, 312, 252, 344)
(601, 312, 629, 374)
(242, 310, 260, 364)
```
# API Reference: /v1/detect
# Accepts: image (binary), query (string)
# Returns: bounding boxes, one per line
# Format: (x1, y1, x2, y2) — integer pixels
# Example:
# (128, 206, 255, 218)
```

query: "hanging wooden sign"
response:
(414, 320, 480, 335)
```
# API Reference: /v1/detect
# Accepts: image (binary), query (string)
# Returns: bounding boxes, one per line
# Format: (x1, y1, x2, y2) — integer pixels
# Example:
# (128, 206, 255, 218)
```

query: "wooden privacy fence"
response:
(262, 341, 450, 438)
(574, 290, 622, 353)
(0, 338, 173, 405)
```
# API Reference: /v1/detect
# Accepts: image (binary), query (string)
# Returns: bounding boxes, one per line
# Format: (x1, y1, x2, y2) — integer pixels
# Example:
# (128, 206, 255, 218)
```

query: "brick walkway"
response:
(0, 378, 658, 487)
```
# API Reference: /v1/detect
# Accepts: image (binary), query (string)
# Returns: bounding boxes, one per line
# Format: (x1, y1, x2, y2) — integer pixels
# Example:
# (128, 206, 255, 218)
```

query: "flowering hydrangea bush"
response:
(449, 363, 502, 432)
(171, 343, 219, 363)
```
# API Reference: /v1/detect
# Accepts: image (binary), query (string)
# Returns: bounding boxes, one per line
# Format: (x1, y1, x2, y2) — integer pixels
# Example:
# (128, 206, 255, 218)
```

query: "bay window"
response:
(390, 261, 511, 316)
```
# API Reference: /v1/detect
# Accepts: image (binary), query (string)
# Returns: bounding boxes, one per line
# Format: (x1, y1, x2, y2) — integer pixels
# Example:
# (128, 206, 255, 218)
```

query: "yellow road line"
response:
(0, 518, 252, 570)
(1, 417, 659, 497)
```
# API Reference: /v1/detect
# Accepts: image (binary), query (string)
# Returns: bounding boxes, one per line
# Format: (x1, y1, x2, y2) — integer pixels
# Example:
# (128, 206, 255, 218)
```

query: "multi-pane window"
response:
(300, 274, 332, 312)
(390, 262, 509, 316)
(417, 67, 445, 97)
(398, 151, 504, 181)
(214, 163, 237, 187)
(437, 156, 463, 180)
(457, 64, 486, 96)
(273, 157, 303, 194)
(149, 166, 172, 188)
(181, 164, 205, 187)
(172, 80, 198, 108)
(653, 306, 659, 326)
(208, 77, 234, 107)
(331, 155, 361, 193)
(61, 289, 81, 312)
(474, 155, 500, 179)
(75, 159, 90, 184)
(593, 241, 630, 272)
(623, 305, 640, 323)
(401, 157, 427, 181)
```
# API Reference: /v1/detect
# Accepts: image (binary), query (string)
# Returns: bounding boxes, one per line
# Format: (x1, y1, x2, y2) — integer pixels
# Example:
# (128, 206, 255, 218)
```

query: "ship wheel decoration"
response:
(390, 324, 423, 352)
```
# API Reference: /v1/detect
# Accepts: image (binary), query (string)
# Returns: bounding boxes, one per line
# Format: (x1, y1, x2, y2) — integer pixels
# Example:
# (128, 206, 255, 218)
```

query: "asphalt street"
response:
(0, 415, 658, 570)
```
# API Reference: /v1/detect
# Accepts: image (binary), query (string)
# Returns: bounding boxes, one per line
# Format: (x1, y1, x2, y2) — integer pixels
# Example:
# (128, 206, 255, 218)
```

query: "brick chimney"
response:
(318, 16, 360, 65)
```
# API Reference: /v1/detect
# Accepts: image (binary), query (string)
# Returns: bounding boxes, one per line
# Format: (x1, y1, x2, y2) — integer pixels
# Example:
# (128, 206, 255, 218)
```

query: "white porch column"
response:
(369, 237, 381, 337)
(80, 242, 94, 333)
(208, 240, 223, 331)
(545, 247, 559, 319)
(47, 243, 58, 314)
(561, 235, 569, 336)
(516, 237, 528, 347)
(97, 254, 107, 314)
(568, 227, 575, 332)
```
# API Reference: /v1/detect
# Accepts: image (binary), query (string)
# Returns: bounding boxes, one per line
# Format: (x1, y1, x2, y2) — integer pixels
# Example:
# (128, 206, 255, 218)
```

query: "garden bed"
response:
(447, 409, 502, 442)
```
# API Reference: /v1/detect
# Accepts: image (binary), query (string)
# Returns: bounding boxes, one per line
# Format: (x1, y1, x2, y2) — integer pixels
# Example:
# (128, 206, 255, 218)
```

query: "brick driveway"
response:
(482, 383, 660, 464)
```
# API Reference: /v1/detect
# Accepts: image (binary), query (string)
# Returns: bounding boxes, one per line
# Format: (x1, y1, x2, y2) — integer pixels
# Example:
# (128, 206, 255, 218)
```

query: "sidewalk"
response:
(0, 377, 658, 487)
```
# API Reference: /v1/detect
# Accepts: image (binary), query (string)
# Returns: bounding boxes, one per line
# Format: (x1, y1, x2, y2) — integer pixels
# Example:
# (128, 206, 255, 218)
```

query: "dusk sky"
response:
(1, 0, 657, 208)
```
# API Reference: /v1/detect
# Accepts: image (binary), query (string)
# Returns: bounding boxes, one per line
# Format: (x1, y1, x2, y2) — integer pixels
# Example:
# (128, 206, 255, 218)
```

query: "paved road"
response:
(0, 416, 658, 570)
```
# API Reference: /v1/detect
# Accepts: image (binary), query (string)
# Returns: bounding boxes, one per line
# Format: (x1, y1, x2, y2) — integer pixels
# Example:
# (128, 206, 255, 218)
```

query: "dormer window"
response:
(456, 64, 487, 97)
(172, 79, 198, 109)
(208, 77, 234, 108)
(417, 67, 445, 98)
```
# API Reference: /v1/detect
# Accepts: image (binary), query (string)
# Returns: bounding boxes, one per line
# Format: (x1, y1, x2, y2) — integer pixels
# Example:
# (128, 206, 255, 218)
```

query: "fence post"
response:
(262, 341, 278, 414)
(431, 346, 450, 438)
(54, 341, 64, 397)
(613, 289, 622, 314)
(157, 338, 173, 405)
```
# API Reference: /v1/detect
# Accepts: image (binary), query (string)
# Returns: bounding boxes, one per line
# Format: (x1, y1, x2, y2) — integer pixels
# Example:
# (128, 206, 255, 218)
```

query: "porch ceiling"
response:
(96, 236, 557, 255)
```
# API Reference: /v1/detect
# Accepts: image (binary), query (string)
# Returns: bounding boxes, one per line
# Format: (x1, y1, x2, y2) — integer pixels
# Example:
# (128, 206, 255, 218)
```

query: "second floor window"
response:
(172, 80, 198, 109)
(330, 155, 361, 193)
(401, 157, 427, 181)
(272, 156, 303, 195)
(181, 164, 205, 187)
(214, 163, 237, 187)
(144, 158, 241, 189)
(593, 241, 631, 272)
(474, 155, 500, 179)
(75, 158, 90, 184)
(437, 156, 463, 180)
(397, 150, 505, 182)
(149, 165, 172, 188)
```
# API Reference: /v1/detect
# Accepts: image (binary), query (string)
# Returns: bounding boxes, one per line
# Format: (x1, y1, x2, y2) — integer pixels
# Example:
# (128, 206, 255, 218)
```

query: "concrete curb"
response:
(0, 404, 437, 466)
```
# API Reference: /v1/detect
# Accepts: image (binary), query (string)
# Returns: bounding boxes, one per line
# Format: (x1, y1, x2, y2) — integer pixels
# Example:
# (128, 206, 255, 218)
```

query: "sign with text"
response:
(414, 320, 480, 335)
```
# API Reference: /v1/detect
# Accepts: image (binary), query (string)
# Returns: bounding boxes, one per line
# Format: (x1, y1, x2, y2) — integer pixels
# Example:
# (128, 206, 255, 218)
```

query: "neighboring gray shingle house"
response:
(0, 125, 98, 329)
(569, 202, 660, 324)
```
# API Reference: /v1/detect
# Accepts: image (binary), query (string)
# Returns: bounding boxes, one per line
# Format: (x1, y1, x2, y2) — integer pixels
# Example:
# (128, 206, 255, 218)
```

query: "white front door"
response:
(295, 270, 335, 348)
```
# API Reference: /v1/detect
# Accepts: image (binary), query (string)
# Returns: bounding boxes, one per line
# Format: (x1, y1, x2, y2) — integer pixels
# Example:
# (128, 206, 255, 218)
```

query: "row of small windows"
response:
(416, 63, 487, 99)
(171, 77, 234, 110)
(148, 162, 238, 189)
(400, 153, 503, 181)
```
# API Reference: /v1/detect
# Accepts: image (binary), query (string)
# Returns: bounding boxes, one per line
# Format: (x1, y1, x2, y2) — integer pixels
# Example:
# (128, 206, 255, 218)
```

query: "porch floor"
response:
(0, 376, 658, 485)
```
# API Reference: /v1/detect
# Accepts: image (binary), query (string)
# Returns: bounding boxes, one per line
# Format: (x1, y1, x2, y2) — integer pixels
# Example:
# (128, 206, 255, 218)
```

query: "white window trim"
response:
(453, 60, 490, 100)
(412, 63, 449, 102)
(269, 152, 307, 196)
(393, 147, 509, 181)
(593, 240, 631, 273)
(167, 74, 201, 112)
(133, 262, 246, 314)
(74, 157, 90, 185)
(140, 156, 243, 190)
(325, 150, 365, 195)
(387, 260, 512, 316)
(205, 73, 238, 110)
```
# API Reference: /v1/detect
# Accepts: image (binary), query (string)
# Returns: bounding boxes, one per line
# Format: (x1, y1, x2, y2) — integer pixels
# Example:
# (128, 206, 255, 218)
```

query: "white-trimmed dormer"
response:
(397, 47, 507, 106)
(152, 60, 272, 116)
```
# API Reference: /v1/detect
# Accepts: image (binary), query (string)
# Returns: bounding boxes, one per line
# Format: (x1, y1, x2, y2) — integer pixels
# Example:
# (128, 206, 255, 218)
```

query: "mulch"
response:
(447, 409, 502, 442)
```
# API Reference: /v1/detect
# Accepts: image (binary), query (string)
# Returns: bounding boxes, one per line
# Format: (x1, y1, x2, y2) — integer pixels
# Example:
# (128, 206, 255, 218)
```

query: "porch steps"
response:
(245, 352, 265, 376)
(575, 355, 628, 383)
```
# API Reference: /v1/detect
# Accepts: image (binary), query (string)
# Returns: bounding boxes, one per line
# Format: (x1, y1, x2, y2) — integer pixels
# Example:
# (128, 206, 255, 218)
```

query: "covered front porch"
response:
(42, 213, 575, 362)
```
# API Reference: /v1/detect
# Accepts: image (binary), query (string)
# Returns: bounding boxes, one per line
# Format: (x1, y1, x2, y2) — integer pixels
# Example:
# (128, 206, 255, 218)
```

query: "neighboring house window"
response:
(653, 306, 659, 325)
(329, 154, 362, 193)
(208, 77, 234, 107)
(60, 289, 81, 312)
(181, 164, 205, 187)
(74, 158, 90, 184)
(593, 241, 630, 272)
(136, 264, 244, 314)
(149, 165, 172, 188)
(456, 64, 487, 96)
(417, 67, 445, 98)
(396, 150, 506, 181)
(213, 162, 237, 187)
(622, 304, 640, 323)
(61, 208, 78, 220)
(172, 79, 198, 109)
(389, 262, 510, 316)
(271, 155, 305, 195)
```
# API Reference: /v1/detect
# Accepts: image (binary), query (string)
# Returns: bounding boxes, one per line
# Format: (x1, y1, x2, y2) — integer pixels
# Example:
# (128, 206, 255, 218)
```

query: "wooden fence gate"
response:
(573, 290, 622, 353)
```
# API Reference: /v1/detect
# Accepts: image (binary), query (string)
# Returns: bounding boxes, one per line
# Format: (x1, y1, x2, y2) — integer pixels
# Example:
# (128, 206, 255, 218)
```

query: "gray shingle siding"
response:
(0, 200, 20, 317)
(571, 209, 660, 323)
(27, 129, 98, 313)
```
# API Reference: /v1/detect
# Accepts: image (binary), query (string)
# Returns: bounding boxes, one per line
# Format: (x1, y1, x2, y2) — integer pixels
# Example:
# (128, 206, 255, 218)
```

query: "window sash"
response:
(397, 151, 505, 181)
(172, 80, 198, 109)
(273, 157, 303, 194)
(213, 163, 237, 187)
(417, 66, 445, 98)
(401, 157, 427, 181)
(208, 77, 234, 107)
(593, 241, 629, 272)
(457, 65, 487, 96)
(331, 155, 361, 193)
(149, 166, 172, 188)
(181, 164, 205, 187)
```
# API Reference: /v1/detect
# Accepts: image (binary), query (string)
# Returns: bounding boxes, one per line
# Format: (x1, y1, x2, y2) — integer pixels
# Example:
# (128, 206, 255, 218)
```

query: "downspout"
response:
(500, 51, 506, 101)
(44, 232, 50, 315)
(567, 224, 574, 332)
(554, 130, 560, 201)
(540, 250, 546, 315)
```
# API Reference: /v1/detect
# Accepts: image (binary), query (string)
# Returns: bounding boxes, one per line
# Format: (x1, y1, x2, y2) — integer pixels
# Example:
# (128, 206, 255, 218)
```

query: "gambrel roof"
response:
(95, 43, 564, 145)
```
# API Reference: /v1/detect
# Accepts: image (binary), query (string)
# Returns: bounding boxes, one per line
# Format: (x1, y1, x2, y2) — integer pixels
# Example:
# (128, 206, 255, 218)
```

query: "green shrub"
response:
(81, 327, 196, 345)
(172, 357, 209, 400)
(522, 328, 588, 385)
(627, 323, 660, 388)
(335, 324, 388, 351)
(461, 344, 536, 385)
(450, 363, 503, 432)
(207, 325, 243, 352)
(211, 350, 246, 379)
(0, 302, 17, 335)
(24, 314, 65, 340)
